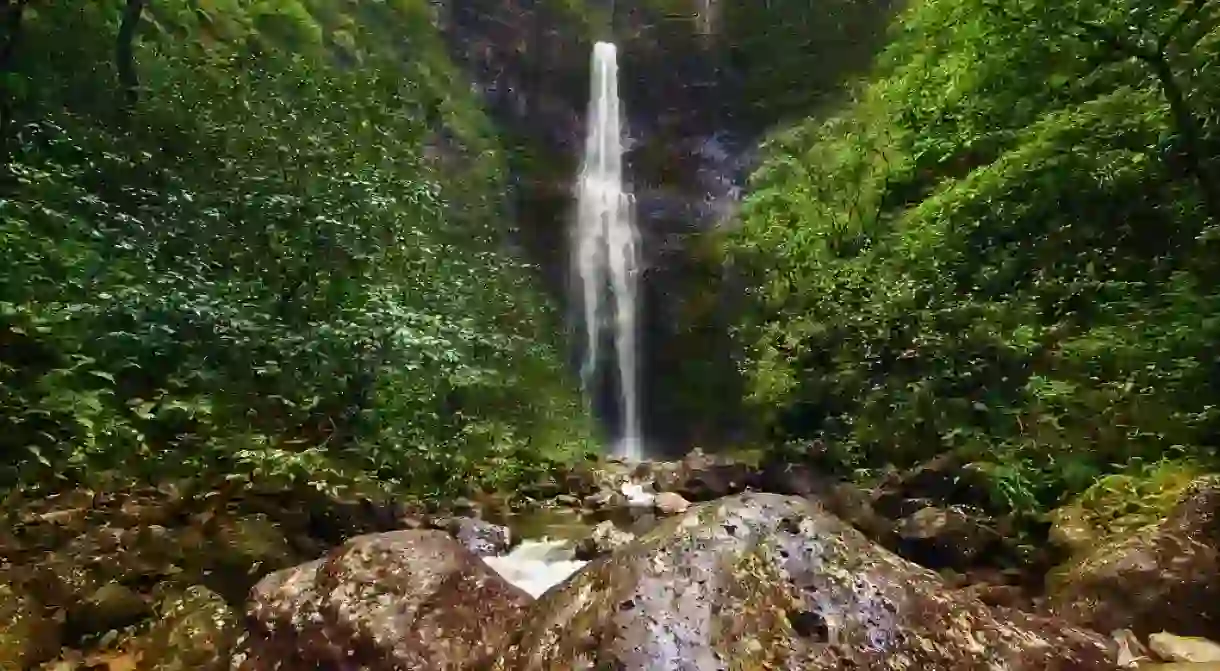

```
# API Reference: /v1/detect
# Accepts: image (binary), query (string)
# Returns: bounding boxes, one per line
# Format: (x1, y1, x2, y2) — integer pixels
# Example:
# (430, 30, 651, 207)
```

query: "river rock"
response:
(1049, 477, 1220, 639)
(574, 521, 636, 559)
(1149, 633, 1220, 663)
(0, 582, 60, 671)
(234, 529, 531, 670)
(72, 582, 149, 636)
(581, 488, 627, 511)
(654, 448, 754, 500)
(209, 513, 297, 572)
(654, 491, 690, 516)
(446, 517, 512, 557)
(488, 492, 1119, 671)
(895, 504, 1000, 571)
(756, 459, 826, 497)
(755, 460, 895, 542)
(872, 453, 997, 517)
(137, 586, 238, 671)
(1048, 504, 1101, 557)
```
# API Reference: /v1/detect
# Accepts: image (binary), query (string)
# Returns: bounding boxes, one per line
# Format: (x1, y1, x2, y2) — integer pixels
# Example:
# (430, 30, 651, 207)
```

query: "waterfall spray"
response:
(573, 42, 643, 461)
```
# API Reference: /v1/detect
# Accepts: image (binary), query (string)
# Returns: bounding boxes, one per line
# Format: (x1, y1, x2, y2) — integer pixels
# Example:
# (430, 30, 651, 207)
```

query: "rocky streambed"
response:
(4, 452, 1220, 670)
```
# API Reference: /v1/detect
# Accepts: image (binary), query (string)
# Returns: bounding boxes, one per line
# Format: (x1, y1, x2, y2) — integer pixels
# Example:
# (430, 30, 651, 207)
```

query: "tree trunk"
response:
(1143, 50, 1220, 223)
(0, 0, 29, 170)
(116, 0, 146, 111)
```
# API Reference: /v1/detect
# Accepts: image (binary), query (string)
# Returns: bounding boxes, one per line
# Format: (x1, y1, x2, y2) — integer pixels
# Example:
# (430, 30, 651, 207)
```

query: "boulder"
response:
(72, 582, 149, 637)
(489, 493, 1119, 671)
(445, 517, 512, 557)
(1149, 633, 1220, 663)
(234, 529, 531, 671)
(872, 454, 997, 518)
(653, 448, 754, 500)
(554, 461, 623, 499)
(581, 489, 627, 511)
(756, 459, 827, 497)
(0, 583, 60, 671)
(1048, 504, 1101, 557)
(894, 505, 1000, 571)
(654, 492, 690, 516)
(174, 513, 300, 604)
(574, 521, 636, 560)
(137, 586, 238, 671)
(1049, 477, 1220, 640)
(209, 513, 297, 574)
(820, 481, 894, 542)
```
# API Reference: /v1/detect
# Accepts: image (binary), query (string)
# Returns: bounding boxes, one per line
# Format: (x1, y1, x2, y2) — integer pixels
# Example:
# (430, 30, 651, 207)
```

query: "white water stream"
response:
(573, 41, 644, 461)
(483, 539, 588, 598)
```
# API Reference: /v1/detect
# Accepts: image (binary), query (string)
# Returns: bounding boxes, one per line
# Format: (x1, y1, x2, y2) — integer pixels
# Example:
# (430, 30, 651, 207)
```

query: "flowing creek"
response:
(481, 503, 662, 598)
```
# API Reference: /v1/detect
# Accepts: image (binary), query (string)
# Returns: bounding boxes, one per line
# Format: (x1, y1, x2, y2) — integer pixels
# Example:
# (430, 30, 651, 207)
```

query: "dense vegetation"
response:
(719, 0, 898, 127)
(8, 0, 1219, 526)
(0, 0, 594, 497)
(730, 0, 1220, 516)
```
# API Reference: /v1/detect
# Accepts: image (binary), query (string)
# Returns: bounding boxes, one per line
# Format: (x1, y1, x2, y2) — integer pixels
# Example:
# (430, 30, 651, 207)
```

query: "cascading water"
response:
(482, 539, 587, 599)
(573, 42, 644, 461)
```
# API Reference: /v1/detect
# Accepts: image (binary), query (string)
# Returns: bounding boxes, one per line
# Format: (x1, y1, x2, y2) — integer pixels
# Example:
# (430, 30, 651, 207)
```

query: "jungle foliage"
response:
(0, 0, 594, 498)
(730, 0, 1220, 513)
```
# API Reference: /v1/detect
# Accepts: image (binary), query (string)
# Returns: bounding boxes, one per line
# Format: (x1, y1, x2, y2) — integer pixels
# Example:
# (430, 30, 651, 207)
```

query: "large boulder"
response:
(442, 517, 512, 557)
(488, 493, 1119, 671)
(137, 586, 239, 671)
(872, 454, 998, 518)
(1049, 477, 1220, 640)
(652, 449, 756, 500)
(233, 529, 531, 671)
(894, 505, 1001, 572)
(0, 582, 60, 671)
(72, 582, 149, 636)
(574, 521, 636, 560)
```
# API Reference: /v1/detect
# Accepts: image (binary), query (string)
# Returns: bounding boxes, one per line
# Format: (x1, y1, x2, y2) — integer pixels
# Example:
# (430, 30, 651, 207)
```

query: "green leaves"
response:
(0, 0, 591, 494)
(728, 0, 1220, 514)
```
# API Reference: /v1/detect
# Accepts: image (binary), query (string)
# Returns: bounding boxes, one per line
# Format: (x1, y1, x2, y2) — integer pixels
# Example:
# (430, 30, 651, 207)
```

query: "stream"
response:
(481, 499, 662, 598)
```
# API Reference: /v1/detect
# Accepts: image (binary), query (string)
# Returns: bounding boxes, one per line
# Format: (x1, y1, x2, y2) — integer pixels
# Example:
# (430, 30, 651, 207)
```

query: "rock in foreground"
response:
(489, 493, 1118, 671)
(234, 530, 532, 671)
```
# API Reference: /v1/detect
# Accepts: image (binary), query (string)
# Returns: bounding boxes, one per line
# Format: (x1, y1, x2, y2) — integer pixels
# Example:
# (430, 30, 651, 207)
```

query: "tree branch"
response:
(1069, 18, 1156, 61)
(1159, 0, 1211, 51)
(983, 0, 1218, 222)
(981, 2, 1151, 62)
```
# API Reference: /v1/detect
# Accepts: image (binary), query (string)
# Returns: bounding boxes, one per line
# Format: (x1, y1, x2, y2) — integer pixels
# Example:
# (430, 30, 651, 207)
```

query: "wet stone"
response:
(489, 493, 1120, 671)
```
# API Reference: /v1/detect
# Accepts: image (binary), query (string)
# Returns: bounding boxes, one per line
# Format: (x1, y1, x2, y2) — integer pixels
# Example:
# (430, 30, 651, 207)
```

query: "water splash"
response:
(482, 539, 587, 599)
(573, 42, 644, 461)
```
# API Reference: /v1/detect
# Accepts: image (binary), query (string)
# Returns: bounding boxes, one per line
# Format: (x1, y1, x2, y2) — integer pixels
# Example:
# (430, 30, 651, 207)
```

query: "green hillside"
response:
(0, 0, 593, 498)
(728, 0, 1220, 514)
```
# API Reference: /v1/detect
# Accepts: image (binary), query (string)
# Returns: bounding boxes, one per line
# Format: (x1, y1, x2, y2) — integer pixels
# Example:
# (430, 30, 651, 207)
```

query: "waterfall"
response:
(573, 42, 644, 461)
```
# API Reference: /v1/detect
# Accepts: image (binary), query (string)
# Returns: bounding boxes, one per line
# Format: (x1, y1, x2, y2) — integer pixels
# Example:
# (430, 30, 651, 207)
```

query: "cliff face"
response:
(431, 0, 896, 455)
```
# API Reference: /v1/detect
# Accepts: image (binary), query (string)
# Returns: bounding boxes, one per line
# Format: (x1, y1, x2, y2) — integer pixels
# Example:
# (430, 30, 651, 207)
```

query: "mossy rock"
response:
(134, 586, 239, 671)
(0, 583, 61, 671)
(1049, 476, 1220, 640)
(70, 583, 150, 640)
(490, 492, 1118, 670)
